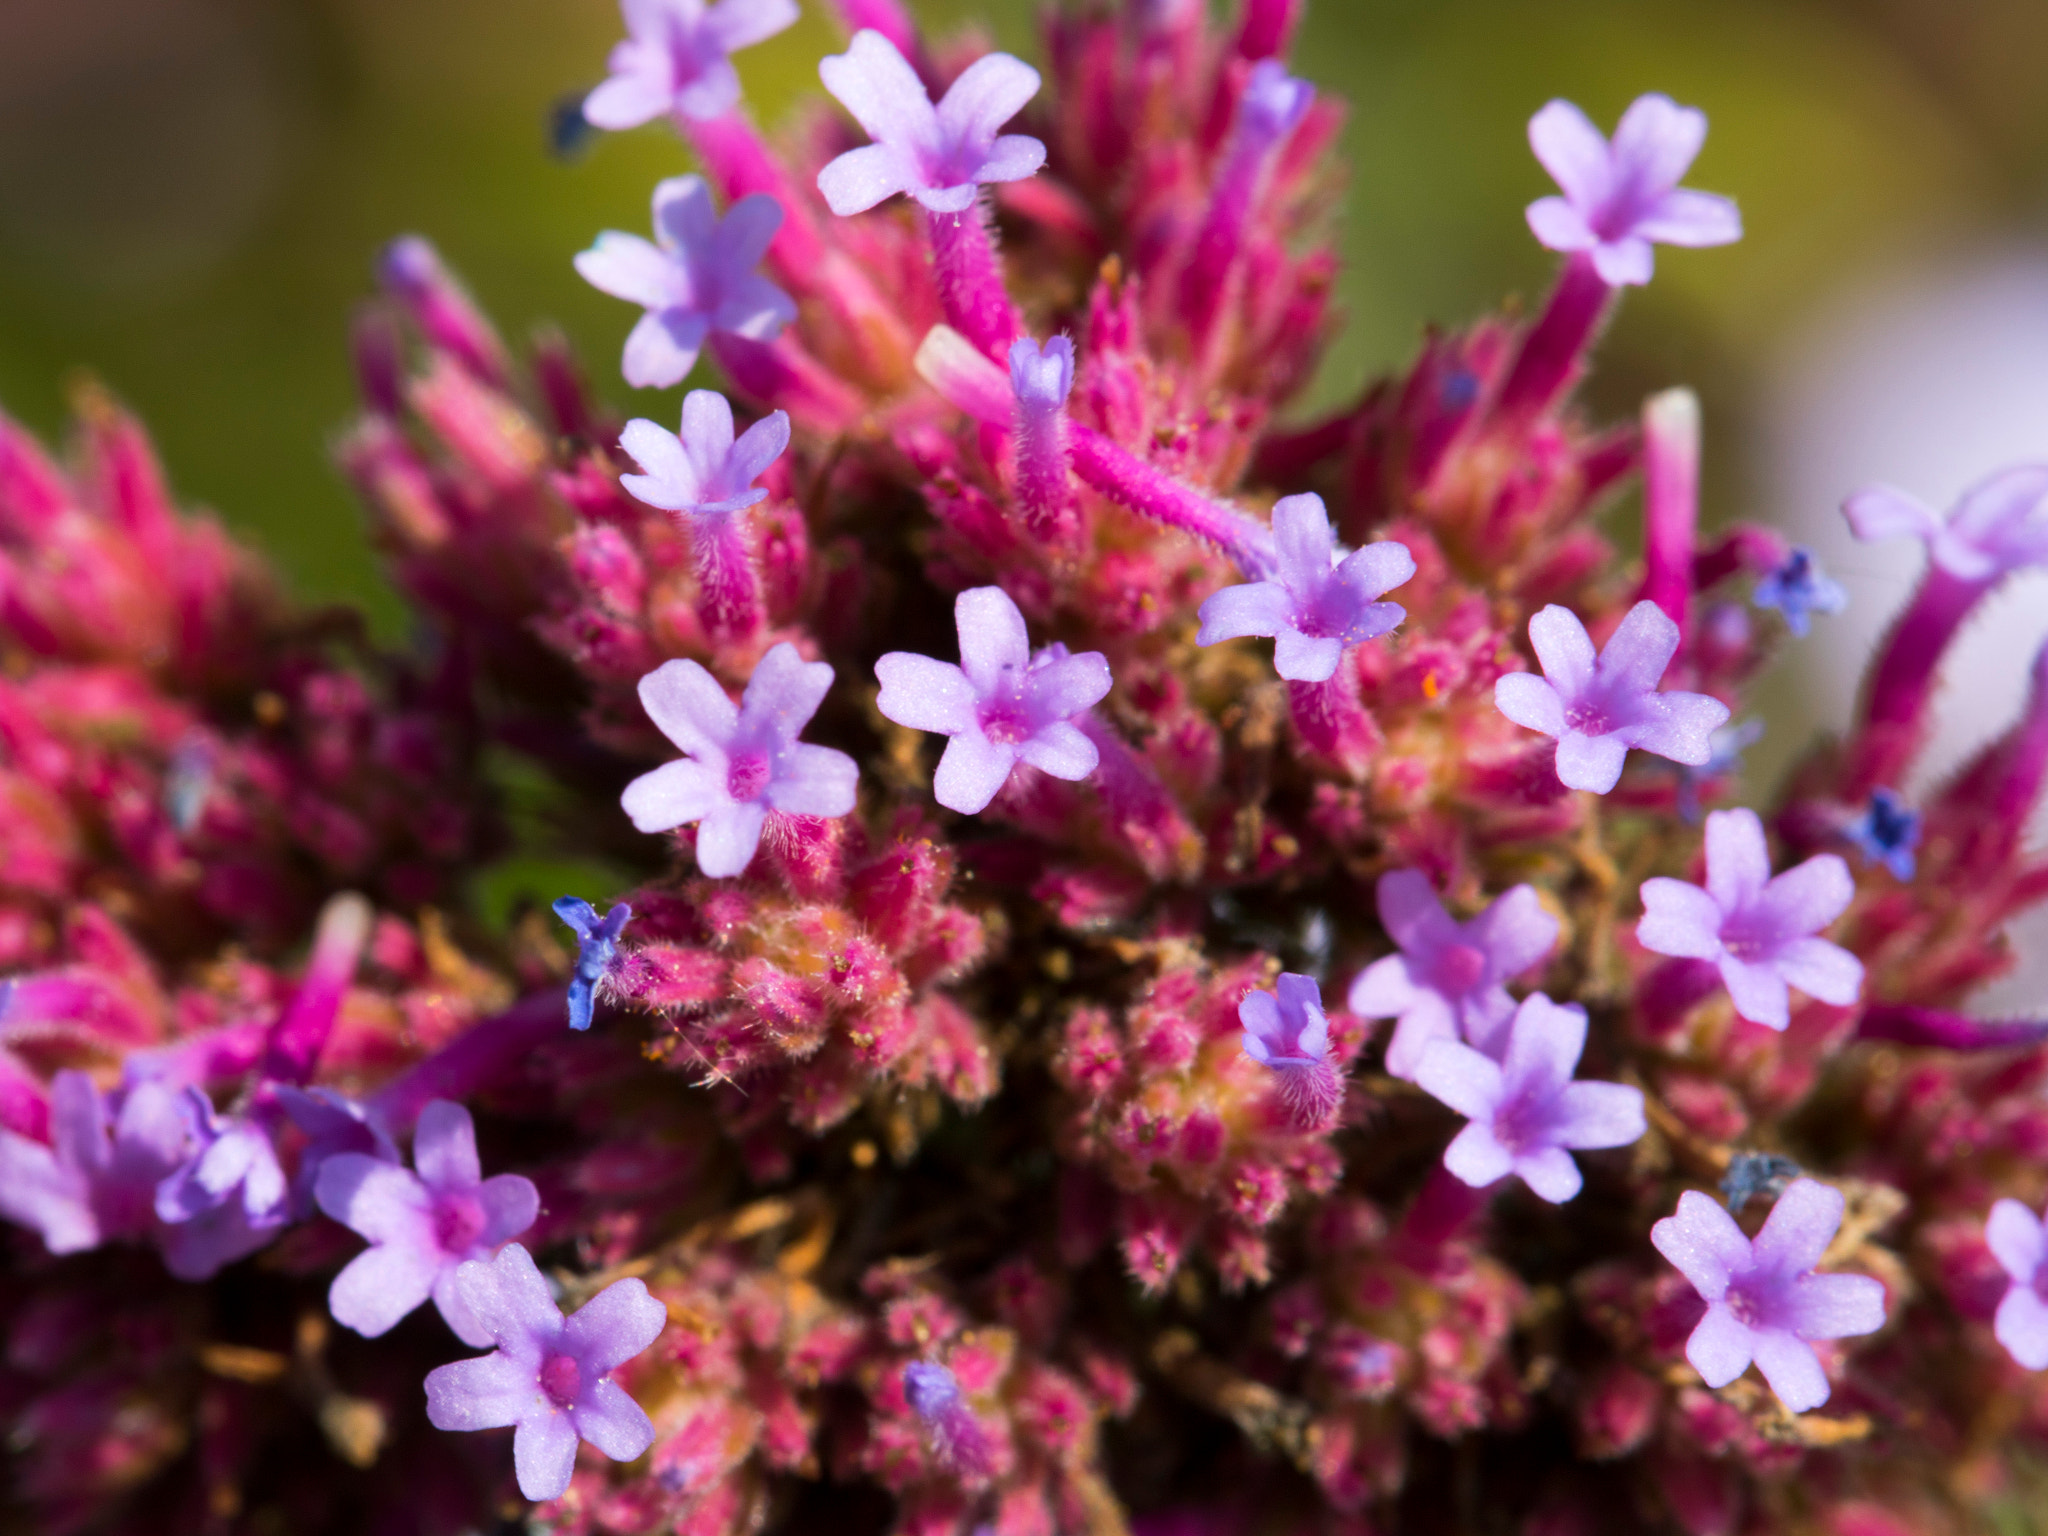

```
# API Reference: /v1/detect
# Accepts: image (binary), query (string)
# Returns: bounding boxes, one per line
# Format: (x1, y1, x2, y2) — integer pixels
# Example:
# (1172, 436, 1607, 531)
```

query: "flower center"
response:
(1433, 943, 1487, 995)
(1564, 701, 1612, 735)
(540, 1352, 583, 1409)
(726, 752, 771, 801)
(1723, 1276, 1774, 1329)
(1490, 1090, 1545, 1154)
(978, 699, 1032, 746)
(433, 1192, 486, 1255)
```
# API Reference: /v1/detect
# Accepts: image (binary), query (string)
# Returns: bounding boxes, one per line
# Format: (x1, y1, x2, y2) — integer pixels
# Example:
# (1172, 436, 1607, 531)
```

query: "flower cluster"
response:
(9, 2, 2048, 1533)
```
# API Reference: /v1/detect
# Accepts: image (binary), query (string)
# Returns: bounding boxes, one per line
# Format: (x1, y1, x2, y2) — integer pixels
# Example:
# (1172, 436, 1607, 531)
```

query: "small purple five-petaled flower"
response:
(0, 1071, 189, 1258)
(1652, 1178, 1886, 1413)
(1239, 973, 1344, 1131)
(1843, 788, 1920, 882)
(1985, 1198, 2048, 1371)
(318, 1098, 539, 1345)
(619, 390, 790, 520)
(622, 643, 859, 877)
(1636, 807, 1863, 1032)
(1494, 600, 1730, 794)
(576, 177, 796, 390)
(1524, 92, 1742, 287)
(1196, 493, 1414, 684)
(1751, 547, 1846, 638)
(153, 1087, 290, 1281)
(553, 898, 633, 1032)
(425, 1242, 667, 1502)
(582, 0, 801, 130)
(1413, 992, 1645, 1203)
(902, 1360, 994, 1477)
(875, 586, 1112, 815)
(1844, 464, 2048, 584)
(1347, 869, 1559, 1081)
(816, 31, 1047, 216)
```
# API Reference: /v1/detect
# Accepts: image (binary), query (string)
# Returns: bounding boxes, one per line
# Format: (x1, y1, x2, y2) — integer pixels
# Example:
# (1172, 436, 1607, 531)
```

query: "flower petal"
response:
(329, 1239, 440, 1338)
(1598, 600, 1682, 694)
(1609, 93, 1707, 199)
(564, 1276, 669, 1375)
(935, 52, 1042, 152)
(1017, 720, 1098, 781)
(1786, 1272, 1885, 1341)
(1771, 937, 1863, 1008)
(582, 62, 672, 131)
(316, 1156, 432, 1243)
(571, 1376, 657, 1463)
(1753, 853, 1854, 940)
(622, 311, 706, 391)
(1524, 195, 1596, 253)
(1501, 994, 1586, 1101)
(1752, 1178, 1845, 1277)
(728, 410, 792, 488)
(1442, 1121, 1515, 1189)
(1554, 730, 1628, 794)
(636, 658, 737, 758)
(1996, 1283, 2048, 1370)
(1468, 885, 1558, 978)
(819, 31, 938, 153)
(1652, 1190, 1752, 1300)
(1414, 1039, 1504, 1122)
(954, 587, 1032, 693)
(1683, 1303, 1755, 1389)
(1273, 628, 1345, 682)
(1718, 955, 1790, 1030)
(972, 133, 1048, 186)
(695, 801, 769, 877)
(1552, 1080, 1646, 1151)
(933, 731, 1019, 815)
(513, 1409, 582, 1502)
(621, 759, 729, 835)
(574, 232, 679, 309)
(425, 1351, 535, 1432)
(1700, 807, 1771, 914)
(1625, 689, 1730, 765)
(1842, 484, 1944, 547)
(1636, 188, 1741, 246)
(413, 1100, 481, 1194)
(477, 1174, 540, 1246)
(1196, 580, 1294, 645)
(1271, 493, 1336, 592)
(1023, 650, 1113, 721)
(739, 643, 833, 746)
(1750, 1328, 1831, 1414)
(1493, 673, 1565, 738)
(1381, 993, 1459, 1083)
(1591, 236, 1655, 287)
(1513, 1145, 1583, 1204)
(1526, 99, 1612, 208)
(1347, 954, 1420, 1019)
(875, 653, 980, 734)
(1527, 605, 1597, 695)
(457, 1243, 562, 1356)
(1987, 1198, 2048, 1284)
(766, 744, 859, 817)
(817, 144, 912, 216)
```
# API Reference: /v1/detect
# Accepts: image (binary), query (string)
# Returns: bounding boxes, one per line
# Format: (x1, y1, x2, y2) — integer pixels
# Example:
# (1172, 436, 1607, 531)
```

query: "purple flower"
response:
(622, 643, 859, 877)
(152, 1089, 290, 1280)
(276, 1084, 398, 1218)
(424, 1242, 667, 1502)
(1412, 993, 1645, 1203)
(0, 1071, 189, 1256)
(575, 177, 796, 389)
(317, 1099, 539, 1345)
(1986, 1199, 2048, 1370)
(1751, 547, 1846, 638)
(582, 0, 800, 129)
(1636, 807, 1863, 1032)
(874, 587, 1112, 815)
(1844, 465, 2048, 582)
(816, 31, 1047, 216)
(1494, 600, 1731, 794)
(1524, 93, 1741, 287)
(903, 1360, 994, 1477)
(1195, 494, 1415, 683)
(1844, 788, 1920, 881)
(1346, 870, 1559, 1081)
(619, 389, 790, 519)
(1651, 1179, 1887, 1413)
(553, 898, 633, 1032)
(1239, 973, 1344, 1130)
(1009, 337, 1076, 534)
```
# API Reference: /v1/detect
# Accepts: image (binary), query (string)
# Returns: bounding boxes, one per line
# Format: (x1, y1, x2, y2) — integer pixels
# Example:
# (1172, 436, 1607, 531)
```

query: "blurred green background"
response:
(3, 0, 2037, 621)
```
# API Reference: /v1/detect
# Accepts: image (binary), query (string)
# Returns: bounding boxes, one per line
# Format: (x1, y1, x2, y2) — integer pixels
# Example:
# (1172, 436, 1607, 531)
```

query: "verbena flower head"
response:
(619, 389, 790, 517)
(1412, 993, 1645, 1203)
(0, 1071, 188, 1255)
(1636, 807, 1863, 1031)
(874, 586, 1112, 815)
(1239, 972, 1344, 1129)
(1195, 494, 1415, 683)
(1347, 870, 1559, 1080)
(1494, 600, 1731, 793)
(317, 1098, 539, 1345)
(1524, 92, 1741, 286)
(902, 1360, 994, 1477)
(582, 0, 800, 129)
(816, 31, 1047, 215)
(1986, 1199, 2048, 1370)
(621, 643, 858, 876)
(553, 897, 633, 1031)
(1845, 788, 1921, 880)
(575, 177, 796, 389)
(153, 1088, 289, 1281)
(424, 1242, 666, 1502)
(1844, 465, 2048, 582)
(1751, 546, 1846, 638)
(1651, 1179, 1887, 1413)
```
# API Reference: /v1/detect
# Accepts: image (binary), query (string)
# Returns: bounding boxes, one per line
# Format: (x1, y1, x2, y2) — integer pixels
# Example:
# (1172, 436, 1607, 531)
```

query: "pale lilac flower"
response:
(1751, 547, 1846, 638)
(318, 1099, 539, 1345)
(1636, 807, 1863, 1031)
(1195, 494, 1415, 683)
(1494, 600, 1731, 794)
(0, 1071, 188, 1256)
(1985, 1199, 2048, 1370)
(622, 643, 859, 877)
(424, 1242, 666, 1502)
(276, 1084, 398, 1218)
(1347, 870, 1559, 1080)
(153, 1088, 290, 1281)
(1651, 1179, 1887, 1413)
(1844, 465, 2048, 582)
(553, 898, 633, 1032)
(582, 0, 800, 129)
(1238, 972, 1344, 1130)
(1524, 93, 1741, 286)
(903, 1360, 994, 1476)
(618, 390, 790, 518)
(1844, 789, 1920, 881)
(1413, 992, 1645, 1203)
(816, 31, 1047, 216)
(575, 177, 797, 389)
(875, 587, 1111, 815)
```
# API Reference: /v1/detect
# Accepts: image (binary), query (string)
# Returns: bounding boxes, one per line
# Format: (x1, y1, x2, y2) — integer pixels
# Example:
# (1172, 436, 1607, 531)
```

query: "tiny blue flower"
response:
(1844, 788, 1920, 881)
(552, 896, 633, 1031)
(1752, 547, 1847, 638)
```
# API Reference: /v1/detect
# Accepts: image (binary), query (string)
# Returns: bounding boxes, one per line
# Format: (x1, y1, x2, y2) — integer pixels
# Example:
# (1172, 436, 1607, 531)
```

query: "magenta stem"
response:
(693, 513, 765, 643)
(1636, 389, 1699, 631)
(1393, 1164, 1492, 1270)
(368, 990, 568, 1131)
(684, 111, 828, 276)
(1013, 398, 1076, 546)
(1856, 1005, 2048, 1052)
(1691, 525, 1788, 593)
(1287, 672, 1373, 767)
(262, 895, 372, 1086)
(1850, 567, 1990, 792)
(1492, 254, 1615, 423)
(1234, 0, 1301, 59)
(827, 0, 923, 62)
(1068, 424, 1276, 577)
(0, 1049, 48, 1140)
(924, 203, 1021, 360)
(709, 334, 865, 433)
